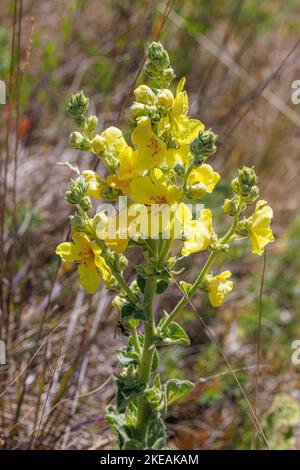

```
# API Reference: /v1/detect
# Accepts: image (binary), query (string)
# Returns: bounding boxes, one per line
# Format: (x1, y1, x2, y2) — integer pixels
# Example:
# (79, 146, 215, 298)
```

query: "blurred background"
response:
(1, 0, 300, 450)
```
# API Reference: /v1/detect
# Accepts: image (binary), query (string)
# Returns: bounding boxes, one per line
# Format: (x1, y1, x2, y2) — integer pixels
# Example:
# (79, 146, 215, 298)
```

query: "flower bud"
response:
(188, 182, 207, 199)
(236, 219, 251, 237)
(145, 41, 175, 86)
(130, 102, 147, 120)
(162, 67, 176, 85)
(80, 196, 92, 212)
(157, 89, 174, 109)
(70, 131, 91, 151)
(173, 163, 185, 177)
(91, 134, 106, 153)
(223, 197, 240, 216)
(65, 176, 89, 206)
(147, 41, 170, 69)
(66, 91, 89, 117)
(69, 214, 85, 230)
(238, 166, 258, 187)
(190, 129, 217, 165)
(231, 166, 259, 203)
(134, 85, 156, 105)
(86, 115, 98, 134)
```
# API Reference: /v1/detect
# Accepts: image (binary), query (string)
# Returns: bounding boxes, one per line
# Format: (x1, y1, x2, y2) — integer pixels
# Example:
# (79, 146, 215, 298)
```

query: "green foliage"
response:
(165, 379, 194, 405)
(262, 394, 300, 450)
(157, 320, 190, 346)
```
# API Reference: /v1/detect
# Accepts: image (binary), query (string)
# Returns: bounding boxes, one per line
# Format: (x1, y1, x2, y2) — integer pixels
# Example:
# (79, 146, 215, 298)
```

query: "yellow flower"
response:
(106, 147, 140, 194)
(55, 232, 113, 293)
(182, 208, 213, 256)
(132, 117, 166, 170)
(162, 78, 204, 168)
(101, 126, 128, 158)
(130, 168, 181, 205)
(188, 164, 220, 198)
(248, 200, 274, 255)
(82, 170, 106, 200)
(207, 270, 233, 307)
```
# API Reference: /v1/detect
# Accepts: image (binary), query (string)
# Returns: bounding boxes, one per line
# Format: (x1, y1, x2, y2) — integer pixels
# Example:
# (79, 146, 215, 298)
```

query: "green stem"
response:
(162, 211, 240, 329)
(96, 238, 138, 305)
(158, 237, 172, 268)
(136, 276, 157, 442)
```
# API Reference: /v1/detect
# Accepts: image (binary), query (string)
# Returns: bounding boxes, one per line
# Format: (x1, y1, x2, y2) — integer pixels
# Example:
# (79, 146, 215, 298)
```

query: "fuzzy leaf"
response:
(157, 320, 190, 345)
(165, 379, 194, 405)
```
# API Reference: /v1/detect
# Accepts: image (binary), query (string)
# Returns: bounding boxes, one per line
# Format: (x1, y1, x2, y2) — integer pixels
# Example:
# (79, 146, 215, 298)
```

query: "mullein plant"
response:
(56, 42, 274, 450)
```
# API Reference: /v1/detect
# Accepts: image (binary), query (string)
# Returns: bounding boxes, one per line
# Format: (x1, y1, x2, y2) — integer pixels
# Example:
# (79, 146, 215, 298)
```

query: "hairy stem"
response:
(135, 275, 157, 442)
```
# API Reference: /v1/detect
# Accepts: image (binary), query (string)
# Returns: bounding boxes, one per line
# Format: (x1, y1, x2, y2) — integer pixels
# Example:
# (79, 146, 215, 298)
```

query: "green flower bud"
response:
(231, 167, 259, 203)
(243, 185, 259, 203)
(238, 166, 258, 187)
(162, 67, 176, 85)
(91, 134, 106, 153)
(145, 41, 175, 86)
(147, 42, 170, 69)
(69, 214, 85, 230)
(157, 89, 174, 109)
(70, 131, 91, 151)
(236, 219, 251, 237)
(223, 197, 240, 216)
(74, 114, 85, 127)
(86, 115, 98, 134)
(65, 177, 88, 205)
(134, 85, 156, 105)
(190, 129, 217, 165)
(66, 91, 89, 117)
(80, 196, 92, 212)
(173, 163, 185, 177)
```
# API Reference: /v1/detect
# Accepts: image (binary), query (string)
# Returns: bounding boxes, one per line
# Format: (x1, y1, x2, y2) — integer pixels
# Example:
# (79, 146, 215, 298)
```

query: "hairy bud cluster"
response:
(145, 41, 175, 86)
(231, 166, 259, 203)
(190, 129, 217, 166)
(66, 91, 89, 125)
(65, 176, 92, 212)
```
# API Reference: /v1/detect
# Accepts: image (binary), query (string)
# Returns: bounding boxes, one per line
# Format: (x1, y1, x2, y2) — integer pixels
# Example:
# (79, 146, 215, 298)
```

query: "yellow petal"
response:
(83, 170, 104, 199)
(132, 117, 153, 148)
(77, 261, 100, 294)
(189, 164, 220, 193)
(55, 242, 80, 262)
(208, 271, 233, 307)
(94, 254, 114, 287)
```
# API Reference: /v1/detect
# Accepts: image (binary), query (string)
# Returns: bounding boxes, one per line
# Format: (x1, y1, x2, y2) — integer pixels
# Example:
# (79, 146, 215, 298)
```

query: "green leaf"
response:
(122, 439, 143, 450)
(146, 414, 166, 450)
(106, 405, 135, 449)
(116, 375, 146, 411)
(156, 321, 190, 346)
(165, 379, 194, 405)
(179, 281, 192, 296)
(151, 349, 159, 371)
